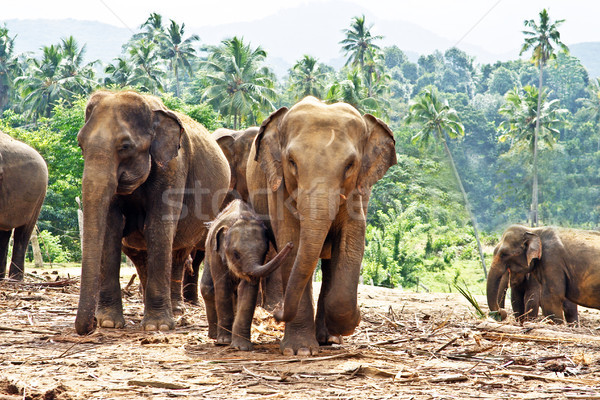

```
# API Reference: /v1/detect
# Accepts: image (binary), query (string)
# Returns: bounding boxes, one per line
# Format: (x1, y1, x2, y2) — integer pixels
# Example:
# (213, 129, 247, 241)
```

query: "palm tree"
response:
(160, 20, 200, 97)
(138, 12, 165, 44)
(405, 86, 487, 277)
(325, 69, 388, 118)
(59, 36, 98, 95)
(202, 36, 276, 129)
(579, 77, 600, 150)
(129, 39, 164, 94)
(498, 85, 566, 151)
(0, 25, 19, 111)
(288, 55, 328, 100)
(104, 57, 135, 87)
(340, 15, 383, 70)
(520, 8, 568, 226)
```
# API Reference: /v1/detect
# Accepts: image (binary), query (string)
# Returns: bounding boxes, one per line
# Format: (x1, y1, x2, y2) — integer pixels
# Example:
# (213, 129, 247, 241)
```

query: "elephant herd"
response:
(2, 89, 599, 356)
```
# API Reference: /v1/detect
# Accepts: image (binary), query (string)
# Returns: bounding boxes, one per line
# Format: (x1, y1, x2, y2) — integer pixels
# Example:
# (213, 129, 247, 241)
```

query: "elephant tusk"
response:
(340, 193, 347, 201)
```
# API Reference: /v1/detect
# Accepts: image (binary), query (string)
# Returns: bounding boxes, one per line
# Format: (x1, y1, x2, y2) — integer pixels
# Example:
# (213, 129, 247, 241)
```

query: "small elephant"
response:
(75, 90, 230, 335)
(247, 96, 397, 355)
(202, 199, 292, 350)
(487, 224, 589, 323)
(182, 127, 261, 304)
(0, 131, 48, 280)
(491, 266, 578, 323)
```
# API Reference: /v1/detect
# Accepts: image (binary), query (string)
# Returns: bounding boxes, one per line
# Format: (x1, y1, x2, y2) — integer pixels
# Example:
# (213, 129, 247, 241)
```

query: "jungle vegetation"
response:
(1, 10, 597, 291)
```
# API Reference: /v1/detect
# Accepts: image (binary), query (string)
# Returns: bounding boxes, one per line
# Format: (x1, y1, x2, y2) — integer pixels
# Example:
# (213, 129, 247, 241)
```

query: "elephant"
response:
(182, 127, 260, 304)
(201, 199, 292, 350)
(75, 90, 230, 335)
(246, 96, 397, 355)
(490, 267, 578, 323)
(486, 224, 592, 324)
(0, 131, 48, 280)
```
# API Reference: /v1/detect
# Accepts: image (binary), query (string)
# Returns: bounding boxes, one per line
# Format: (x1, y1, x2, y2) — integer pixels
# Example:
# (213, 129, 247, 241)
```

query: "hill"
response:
(570, 42, 600, 79)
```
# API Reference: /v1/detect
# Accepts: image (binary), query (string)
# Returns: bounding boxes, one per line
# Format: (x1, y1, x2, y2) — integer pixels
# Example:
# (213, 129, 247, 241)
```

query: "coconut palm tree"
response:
(129, 39, 164, 94)
(0, 25, 19, 111)
(59, 36, 98, 95)
(288, 55, 329, 100)
(340, 15, 383, 70)
(202, 36, 276, 129)
(520, 8, 568, 226)
(160, 20, 200, 97)
(579, 77, 600, 150)
(405, 86, 487, 277)
(104, 57, 135, 88)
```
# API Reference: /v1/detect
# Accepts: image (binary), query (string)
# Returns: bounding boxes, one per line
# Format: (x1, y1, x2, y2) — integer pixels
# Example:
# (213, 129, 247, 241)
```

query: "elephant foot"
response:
(183, 285, 199, 304)
(231, 337, 253, 351)
(216, 333, 232, 345)
(317, 331, 343, 345)
(96, 308, 126, 329)
(171, 299, 186, 316)
(207, 324, 217, 340)
(141, 313, 176, 331)
(280, 331, 320, 356)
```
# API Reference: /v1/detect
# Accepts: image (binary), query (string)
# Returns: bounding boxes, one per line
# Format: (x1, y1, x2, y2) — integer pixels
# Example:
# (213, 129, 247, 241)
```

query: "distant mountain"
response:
(570, 42, 600, 79)
(4, 18, 131, 65)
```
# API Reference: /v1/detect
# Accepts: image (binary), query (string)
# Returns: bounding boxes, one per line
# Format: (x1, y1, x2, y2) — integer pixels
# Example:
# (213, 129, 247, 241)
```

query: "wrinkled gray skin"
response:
(487, 225, 588, 324)
(0, 131, 48, 280)
(247, 96, 397, 355)
(75, 90, 230, 335)
(202, 200, 292, 350)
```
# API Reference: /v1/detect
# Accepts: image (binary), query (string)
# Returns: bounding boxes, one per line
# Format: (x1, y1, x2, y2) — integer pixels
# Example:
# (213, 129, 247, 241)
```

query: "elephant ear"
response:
(357, 114, 397, 196)
(215, 226, 228, 257)
(152, 109, 183, 167)
(525, 232, 542, 268)
(214, 133, 237, 191)
(254, 107, 288, 192)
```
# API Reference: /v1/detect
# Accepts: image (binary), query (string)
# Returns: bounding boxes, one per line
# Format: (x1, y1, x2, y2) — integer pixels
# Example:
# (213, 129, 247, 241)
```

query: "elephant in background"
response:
(0, 131, 48, 280)
(247, 96, 397, 355)
(182, 127, 260, 304)
(487, 225, 590, 324)
(201, 199, 292, 350)
(75, 90, 230, 335)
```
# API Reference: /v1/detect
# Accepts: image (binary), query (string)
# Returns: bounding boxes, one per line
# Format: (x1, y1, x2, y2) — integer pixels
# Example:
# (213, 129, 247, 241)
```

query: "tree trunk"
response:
(531, 63, 544, 227)
(441, 137, 487, 278)
(30, 226, 44, 269)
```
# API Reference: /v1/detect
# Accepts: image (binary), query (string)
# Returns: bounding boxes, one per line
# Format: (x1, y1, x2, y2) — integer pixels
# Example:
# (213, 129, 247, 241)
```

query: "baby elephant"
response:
(202, 200, 292, 350)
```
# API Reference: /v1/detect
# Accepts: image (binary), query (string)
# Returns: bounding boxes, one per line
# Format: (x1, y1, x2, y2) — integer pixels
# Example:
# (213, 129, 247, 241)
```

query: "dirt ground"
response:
(2, 268, 600, 399)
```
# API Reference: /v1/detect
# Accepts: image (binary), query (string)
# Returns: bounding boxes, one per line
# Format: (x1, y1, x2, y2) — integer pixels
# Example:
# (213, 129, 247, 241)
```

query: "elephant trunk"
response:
(247, 242, 293, 278)
(75, 161, 118, 335)
(274, 191, 338, 322)
(486, 255, 509, 321)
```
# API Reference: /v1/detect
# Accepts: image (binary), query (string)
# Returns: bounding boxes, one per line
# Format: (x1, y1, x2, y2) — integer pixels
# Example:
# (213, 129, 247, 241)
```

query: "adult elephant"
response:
(75, 90, 230, 335)
(247, 96, 397, 355)
(0, 131, 48, 280)
(487, 225, 591, 324)
(182, 127, 260, 304)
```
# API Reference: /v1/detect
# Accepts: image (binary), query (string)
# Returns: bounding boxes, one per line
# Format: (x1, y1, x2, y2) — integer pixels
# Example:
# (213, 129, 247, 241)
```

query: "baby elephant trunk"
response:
(247, 242, 293, 278)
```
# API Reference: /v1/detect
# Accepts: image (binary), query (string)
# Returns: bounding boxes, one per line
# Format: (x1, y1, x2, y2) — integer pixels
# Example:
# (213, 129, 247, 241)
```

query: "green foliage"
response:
(159, 93, 220, 131)
(36, 230, 73, 263)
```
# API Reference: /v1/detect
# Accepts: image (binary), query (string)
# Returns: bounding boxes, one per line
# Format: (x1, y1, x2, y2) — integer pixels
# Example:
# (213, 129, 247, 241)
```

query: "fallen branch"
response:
(477, 321, 600, 344)
(0, 325, 59, 335)
(128, 380, 190, 390)
(1, 278, 79, 288)
(208, 351, 360, 365)
(490, 370, 599, 386)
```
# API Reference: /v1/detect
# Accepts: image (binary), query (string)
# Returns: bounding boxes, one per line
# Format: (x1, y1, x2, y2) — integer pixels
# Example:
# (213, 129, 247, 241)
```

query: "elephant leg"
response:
(200, 261, 217, 339)
(563, 300, 578, 324)
(540, 291, 566, 324)
(0, 230, 11, 279)
(231, 280, 259, 351)
(320, 218, 362, 338)
(171, 249, 191, 316)
(316, 259, 342, 345)
(214, 269, 235, 345)
(510, 282, 527, 321)
(96, 204, 126, 329)
(123, 246, 148, 295)
(183, 250, 204, 304)
(10, 223, 37, 281)
(281, 282, 319, 356)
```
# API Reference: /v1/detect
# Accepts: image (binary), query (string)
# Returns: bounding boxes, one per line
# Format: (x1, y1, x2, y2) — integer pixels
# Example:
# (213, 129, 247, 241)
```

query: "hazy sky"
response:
(2, 0, 598, 54)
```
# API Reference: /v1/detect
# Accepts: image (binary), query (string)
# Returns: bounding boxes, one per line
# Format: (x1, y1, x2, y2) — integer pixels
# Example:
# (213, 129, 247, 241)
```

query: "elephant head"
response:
(486, 225, 542, 320)
(75, 90, 183, 335)
(255, 96, 396, 323)
(214, 208, 293, 282)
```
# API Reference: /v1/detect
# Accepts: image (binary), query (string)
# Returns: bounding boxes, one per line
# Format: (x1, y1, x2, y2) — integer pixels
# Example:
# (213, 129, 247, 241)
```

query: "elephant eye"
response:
(344, 161, 354, 174)
(288, 158, 297, 171)
(233, 250, 241, 260)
